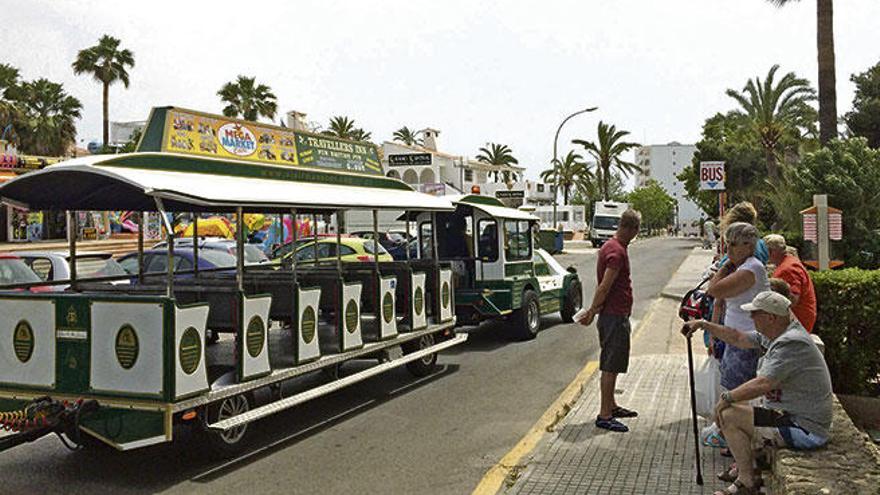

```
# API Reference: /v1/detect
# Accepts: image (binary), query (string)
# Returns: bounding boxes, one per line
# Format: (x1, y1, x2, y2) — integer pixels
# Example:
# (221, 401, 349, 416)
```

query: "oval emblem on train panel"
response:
(13, 320, 34, 363)
(442, 281, 450, 309)
(345, 300, 359, 334)
(301, 306, 317, 344)
(115, 324, 139, 370)
(246, 316, 265, 358)
(178, 327, 202, 375)
(414, 287, 424, 316)
(382, 292, 394, 324)
(218, 122, 257, 156)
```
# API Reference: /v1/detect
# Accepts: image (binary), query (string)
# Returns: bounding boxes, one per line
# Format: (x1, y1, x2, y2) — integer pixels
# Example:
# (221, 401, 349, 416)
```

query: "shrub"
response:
(810, 268, 880, 395)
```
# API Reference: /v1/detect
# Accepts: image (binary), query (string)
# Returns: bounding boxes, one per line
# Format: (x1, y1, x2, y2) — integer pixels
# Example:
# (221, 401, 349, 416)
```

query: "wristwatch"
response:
(721, 391, 735, 405)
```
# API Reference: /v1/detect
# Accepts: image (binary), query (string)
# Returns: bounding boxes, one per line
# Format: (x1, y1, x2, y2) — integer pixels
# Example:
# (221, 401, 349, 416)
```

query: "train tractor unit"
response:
(411, 195, 583, 340)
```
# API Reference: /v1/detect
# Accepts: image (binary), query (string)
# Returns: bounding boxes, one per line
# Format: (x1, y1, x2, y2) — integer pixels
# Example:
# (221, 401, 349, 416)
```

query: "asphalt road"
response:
(0, 237, 697, 495)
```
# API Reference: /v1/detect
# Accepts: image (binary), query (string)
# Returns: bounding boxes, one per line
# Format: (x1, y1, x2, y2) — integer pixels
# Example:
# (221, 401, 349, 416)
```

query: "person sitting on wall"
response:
(764, 234, 817, 333)
(682, 291, 833, 495)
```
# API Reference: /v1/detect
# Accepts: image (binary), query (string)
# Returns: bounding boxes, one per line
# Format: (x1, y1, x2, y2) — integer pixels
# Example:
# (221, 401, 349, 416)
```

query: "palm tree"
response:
(476, 143, 519, 183)
(573, 122, 640, 200)
(476, 143, 518, 166)
(0, 64, 23, 134)
(767, 0, 836, 145)
(217, 75, 277, 122)
(725, 64, 816, 181)
(16, 78, 82, 156)
(540, 150, 591, 205)
(72, 35, 135, 147)
(323, 116, 355, 139)
(349, 128, 372, 142)
(393, 126, 422, 146)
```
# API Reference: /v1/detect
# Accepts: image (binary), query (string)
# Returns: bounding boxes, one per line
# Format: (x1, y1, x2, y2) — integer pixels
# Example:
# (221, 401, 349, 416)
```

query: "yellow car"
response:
(281, 237, 393, 265)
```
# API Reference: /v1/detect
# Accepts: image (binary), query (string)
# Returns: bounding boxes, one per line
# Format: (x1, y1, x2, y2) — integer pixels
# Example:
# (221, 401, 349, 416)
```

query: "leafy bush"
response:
(810, 269, 880, 395)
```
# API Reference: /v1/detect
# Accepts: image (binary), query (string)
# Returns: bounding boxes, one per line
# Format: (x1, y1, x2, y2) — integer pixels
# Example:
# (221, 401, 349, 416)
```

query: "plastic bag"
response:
(694, 357, 721, 418)
(700, 422, 727, 448)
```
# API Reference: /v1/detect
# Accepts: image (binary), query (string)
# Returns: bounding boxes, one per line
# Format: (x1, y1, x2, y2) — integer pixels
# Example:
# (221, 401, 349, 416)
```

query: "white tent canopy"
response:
(0, 153, 454, 213)
(447, 194, 539, 221)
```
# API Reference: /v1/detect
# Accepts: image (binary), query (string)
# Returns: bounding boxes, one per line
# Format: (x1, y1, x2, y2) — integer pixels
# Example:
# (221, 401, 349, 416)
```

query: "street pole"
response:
(552, 107, 597, 229)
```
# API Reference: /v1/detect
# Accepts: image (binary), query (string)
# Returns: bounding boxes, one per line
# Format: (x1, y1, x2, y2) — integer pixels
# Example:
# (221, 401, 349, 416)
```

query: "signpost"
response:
(699, 162, 726, 253)
(388, 153, 432, 166)
(800, 194, 843, 270)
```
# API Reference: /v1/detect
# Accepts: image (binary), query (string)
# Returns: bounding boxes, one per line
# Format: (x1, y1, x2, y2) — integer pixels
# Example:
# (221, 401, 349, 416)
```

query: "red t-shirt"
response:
(596, 237, 632, 316)
(773, 254, 817, 332)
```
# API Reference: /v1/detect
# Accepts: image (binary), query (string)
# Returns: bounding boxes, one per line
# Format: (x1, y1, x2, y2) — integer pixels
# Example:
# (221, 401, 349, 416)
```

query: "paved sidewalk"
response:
(503, 247, 728, 494)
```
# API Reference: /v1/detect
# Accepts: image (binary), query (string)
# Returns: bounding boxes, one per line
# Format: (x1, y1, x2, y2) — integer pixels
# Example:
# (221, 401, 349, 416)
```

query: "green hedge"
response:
(810, 269, 880, 396)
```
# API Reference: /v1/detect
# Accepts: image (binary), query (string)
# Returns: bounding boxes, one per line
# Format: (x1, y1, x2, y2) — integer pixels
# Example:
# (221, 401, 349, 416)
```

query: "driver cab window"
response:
(533, 252, 551, 276)
(504, 220, 532, 261)
(477, 219, 498, 262)
(419, 222, 433, 259)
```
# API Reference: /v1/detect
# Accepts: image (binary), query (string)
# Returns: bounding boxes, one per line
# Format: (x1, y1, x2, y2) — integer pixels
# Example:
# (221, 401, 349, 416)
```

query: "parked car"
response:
(268, 234, 349, 261)
(14, 251, 129, 291)
(281, 237, 393, 264)
(152, 237, 269, 265)
(0, 254, 51, 292)
(117, 248, 236, 276)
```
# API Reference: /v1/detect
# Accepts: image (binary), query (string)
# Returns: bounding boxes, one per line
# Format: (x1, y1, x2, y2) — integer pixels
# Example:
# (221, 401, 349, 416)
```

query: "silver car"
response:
(13, 251, 129, 291)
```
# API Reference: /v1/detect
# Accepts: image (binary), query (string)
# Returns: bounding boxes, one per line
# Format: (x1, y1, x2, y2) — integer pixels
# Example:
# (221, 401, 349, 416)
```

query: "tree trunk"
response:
(102, 82, 109, 148)
(817, 0, 837, 145)
(765, 147, 779, 183)
(602, 164, 610, 200)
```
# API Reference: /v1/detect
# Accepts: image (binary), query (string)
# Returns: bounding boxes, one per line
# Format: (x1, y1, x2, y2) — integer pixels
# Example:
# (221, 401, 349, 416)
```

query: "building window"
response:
(537, 184, 544, 192)
(464, 169, 474, 182)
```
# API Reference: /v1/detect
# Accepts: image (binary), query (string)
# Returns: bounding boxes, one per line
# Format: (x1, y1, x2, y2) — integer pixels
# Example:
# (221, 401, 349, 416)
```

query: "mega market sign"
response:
(138, 107, 383, 176)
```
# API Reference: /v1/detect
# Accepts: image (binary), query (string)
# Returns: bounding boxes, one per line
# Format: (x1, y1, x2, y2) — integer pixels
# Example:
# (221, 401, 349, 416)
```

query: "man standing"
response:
(682, 291, 832, 494)
(577, 209, 641, 432)
(764, 234, 817, 332)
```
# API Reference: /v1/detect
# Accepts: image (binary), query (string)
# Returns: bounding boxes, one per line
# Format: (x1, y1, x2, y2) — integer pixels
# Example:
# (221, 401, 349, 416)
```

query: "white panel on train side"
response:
(341, 282, 363, 351)
(0, 298, 55, 389)
(174, 304, 210, 399)
(297, 287, 322, 363)
(90, 301, 164, 396)
(411, 272, 427, 330)
(241, 295, 272, 380)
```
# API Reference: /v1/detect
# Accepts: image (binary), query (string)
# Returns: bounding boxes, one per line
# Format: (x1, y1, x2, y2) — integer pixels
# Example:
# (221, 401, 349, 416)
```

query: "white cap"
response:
(741, 291, 791, 316)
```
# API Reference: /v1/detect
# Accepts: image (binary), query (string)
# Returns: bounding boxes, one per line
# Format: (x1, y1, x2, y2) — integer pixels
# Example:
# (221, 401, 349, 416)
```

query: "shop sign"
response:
(150, 107, 382, 176)
(388, 153, 432, 166)
(495, 190, 525, 199)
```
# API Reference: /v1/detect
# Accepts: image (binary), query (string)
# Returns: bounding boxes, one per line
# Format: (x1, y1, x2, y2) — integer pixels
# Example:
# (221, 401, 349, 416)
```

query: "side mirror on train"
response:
(566, 266, 577, 274)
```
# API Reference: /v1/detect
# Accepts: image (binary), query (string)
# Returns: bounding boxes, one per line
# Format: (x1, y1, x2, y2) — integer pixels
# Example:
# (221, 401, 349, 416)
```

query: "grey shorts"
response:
(597, 314, 631, 373)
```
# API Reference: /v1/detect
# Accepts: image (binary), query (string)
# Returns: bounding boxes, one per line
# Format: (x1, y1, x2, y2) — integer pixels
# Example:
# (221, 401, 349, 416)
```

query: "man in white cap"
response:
(682, 291, 832, 495)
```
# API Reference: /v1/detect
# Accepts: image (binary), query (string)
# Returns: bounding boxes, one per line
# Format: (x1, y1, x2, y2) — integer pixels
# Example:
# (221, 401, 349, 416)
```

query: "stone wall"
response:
(768, 396, 880, 494)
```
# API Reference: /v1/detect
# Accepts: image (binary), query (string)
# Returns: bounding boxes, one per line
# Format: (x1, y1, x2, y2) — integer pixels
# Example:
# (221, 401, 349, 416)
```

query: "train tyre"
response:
(513, 290, 541, 341)
(200, 392, 254, 457)
(403, 333, 438, 377)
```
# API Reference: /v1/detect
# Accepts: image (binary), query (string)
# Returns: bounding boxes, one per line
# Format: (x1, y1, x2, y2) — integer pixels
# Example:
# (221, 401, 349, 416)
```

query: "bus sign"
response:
(699, 161, 726, 191)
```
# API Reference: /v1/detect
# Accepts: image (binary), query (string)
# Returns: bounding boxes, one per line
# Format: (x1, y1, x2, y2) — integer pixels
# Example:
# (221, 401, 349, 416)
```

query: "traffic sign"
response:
(699, 162, 726, 191)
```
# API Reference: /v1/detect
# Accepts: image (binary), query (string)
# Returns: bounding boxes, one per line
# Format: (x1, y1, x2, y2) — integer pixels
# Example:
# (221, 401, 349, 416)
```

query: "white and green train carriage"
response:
(413, 195, 583, 340)
(0, 107, 465, 456)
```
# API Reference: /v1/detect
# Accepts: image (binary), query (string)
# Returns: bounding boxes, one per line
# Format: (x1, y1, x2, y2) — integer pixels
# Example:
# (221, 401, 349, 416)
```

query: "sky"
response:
(4, 0, 880, 185)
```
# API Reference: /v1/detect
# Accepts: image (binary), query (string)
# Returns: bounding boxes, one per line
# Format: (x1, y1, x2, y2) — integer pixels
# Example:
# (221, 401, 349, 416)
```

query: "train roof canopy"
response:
(0, 152, 453, 213)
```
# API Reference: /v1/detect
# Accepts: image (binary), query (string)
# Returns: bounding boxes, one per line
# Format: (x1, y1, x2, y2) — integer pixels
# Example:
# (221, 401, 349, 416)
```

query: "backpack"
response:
(678, 277, 714, 322)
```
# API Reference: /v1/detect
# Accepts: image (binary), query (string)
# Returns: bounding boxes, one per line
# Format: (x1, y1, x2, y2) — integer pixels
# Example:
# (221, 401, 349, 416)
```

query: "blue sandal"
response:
(595, 416, 629, 432)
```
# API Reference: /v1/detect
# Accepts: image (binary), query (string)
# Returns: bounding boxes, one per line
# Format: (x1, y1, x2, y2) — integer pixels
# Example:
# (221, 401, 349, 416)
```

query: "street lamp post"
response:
(552, 107, 598, 229)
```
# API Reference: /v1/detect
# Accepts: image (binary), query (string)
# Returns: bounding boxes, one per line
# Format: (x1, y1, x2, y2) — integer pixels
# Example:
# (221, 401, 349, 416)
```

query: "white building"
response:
(634, 142, 702, 230)
(110, 120, 148, 147)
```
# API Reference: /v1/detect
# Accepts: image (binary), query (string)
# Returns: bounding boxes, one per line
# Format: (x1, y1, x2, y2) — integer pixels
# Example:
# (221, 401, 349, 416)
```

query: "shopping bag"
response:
(694, 357, 721, 418)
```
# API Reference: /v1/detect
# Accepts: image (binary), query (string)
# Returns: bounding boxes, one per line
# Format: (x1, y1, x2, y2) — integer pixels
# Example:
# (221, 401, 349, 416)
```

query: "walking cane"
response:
(685, 331, 704, 485)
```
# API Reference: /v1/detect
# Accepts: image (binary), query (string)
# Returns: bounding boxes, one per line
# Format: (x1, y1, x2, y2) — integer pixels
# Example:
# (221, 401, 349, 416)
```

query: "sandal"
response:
(713, 479, 758, 495)
(611, 406, 638, 418)
(595, 416, 629, 432)
(717, 464, 737, 482)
